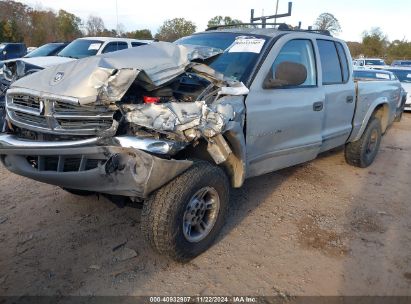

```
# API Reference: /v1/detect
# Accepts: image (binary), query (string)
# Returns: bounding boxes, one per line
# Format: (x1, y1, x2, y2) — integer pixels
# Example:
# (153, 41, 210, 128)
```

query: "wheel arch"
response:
(353, 101, 390, 142)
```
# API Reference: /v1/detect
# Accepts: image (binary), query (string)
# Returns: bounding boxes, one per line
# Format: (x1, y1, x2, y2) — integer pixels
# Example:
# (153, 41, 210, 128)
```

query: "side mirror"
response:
(2, 50, 6, 56)
(263, 61, 307, 89)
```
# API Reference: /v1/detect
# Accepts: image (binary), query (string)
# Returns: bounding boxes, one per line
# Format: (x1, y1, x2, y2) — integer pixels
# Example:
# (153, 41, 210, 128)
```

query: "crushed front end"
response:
(0, 42, 248, 198)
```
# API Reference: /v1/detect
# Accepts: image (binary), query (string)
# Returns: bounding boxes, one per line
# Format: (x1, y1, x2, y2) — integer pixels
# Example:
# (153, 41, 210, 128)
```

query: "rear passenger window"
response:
(271, 39, 317, 87)
(102, 42, 128, 54)
(317, 40, 343, 84)
(131, 42, 146, 47)
(335, 42, 350, 82)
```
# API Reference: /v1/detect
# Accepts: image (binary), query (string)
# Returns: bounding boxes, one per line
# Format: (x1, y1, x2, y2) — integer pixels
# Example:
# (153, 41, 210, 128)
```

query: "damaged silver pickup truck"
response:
(0, 28, 401, 261)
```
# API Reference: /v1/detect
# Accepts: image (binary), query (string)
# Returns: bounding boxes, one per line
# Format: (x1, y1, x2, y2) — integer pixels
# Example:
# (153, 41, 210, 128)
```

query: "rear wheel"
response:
(141, 161, 229, 262)
(345, 116, 382, 168)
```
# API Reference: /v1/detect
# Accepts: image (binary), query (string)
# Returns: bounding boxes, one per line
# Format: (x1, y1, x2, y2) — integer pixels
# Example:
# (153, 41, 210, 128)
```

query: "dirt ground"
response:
(0, 114, 411, 297)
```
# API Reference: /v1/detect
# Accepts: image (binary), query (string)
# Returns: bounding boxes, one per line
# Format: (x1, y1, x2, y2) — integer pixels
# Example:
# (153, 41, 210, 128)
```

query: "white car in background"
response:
(353, 57, 390, 70)
(385, 67, 411, 111)
(2, 37, 152, 72)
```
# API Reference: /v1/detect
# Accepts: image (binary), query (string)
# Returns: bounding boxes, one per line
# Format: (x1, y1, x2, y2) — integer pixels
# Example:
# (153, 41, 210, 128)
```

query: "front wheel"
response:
(141, 161, 229, 262)
(345, 116, 382, 168)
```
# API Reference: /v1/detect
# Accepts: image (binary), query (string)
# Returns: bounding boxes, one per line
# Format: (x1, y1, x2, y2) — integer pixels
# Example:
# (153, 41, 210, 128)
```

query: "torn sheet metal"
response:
(124, 83, 248, 140)
(124, 101, 232, 139)
(10, 42, 224, 105)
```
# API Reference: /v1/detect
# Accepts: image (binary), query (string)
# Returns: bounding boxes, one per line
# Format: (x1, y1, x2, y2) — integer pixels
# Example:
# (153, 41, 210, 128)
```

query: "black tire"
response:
(394, 111, 403, 122)
(61, 187, 95, 196)
(345, 116, 382, 168)
(141, 161, 229, 262)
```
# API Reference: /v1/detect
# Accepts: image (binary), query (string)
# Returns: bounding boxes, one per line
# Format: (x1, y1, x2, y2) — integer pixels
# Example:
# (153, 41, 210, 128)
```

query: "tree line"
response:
(1, 0, 410, 63)
(0, 0, 199, 45)
(314, 13, 411, 63)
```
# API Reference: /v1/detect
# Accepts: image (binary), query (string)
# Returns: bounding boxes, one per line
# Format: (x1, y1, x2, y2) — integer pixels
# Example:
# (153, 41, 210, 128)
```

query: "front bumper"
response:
(0, 134, 192, 197)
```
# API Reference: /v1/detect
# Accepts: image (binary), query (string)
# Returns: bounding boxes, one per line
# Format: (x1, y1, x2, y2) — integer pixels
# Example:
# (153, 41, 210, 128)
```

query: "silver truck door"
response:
(246, 35, 325, 178)
(316, 39, 356, 152)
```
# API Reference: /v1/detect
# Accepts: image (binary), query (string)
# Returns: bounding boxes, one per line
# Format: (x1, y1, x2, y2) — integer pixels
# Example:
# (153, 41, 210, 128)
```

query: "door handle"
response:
(313, 101, 323, 111)
(346, 96, 354, 103)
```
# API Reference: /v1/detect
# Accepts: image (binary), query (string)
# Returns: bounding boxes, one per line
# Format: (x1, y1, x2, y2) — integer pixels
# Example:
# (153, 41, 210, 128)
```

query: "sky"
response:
(21, 0, 410, 42)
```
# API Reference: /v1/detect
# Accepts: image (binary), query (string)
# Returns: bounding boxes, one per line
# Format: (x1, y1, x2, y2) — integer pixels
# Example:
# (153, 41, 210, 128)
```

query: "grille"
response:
(27, 155, 103, 172)
(6, 91, 115, 135)
(11, 94, 41, 110)
(14, 111, 48, 127)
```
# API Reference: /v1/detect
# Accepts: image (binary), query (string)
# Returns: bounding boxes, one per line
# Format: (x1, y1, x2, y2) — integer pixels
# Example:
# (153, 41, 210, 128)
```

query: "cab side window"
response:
(317, 40, 343, 84)
(271, 39, 317, 87)
(335, 42, 350, 82)
(102, 42, 128, 54)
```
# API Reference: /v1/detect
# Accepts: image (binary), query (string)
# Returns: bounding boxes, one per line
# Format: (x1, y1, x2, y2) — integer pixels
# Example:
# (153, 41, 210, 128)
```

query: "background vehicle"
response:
(391, 60, 411, 67)
(58, 37, 152, 59)
(26, 47, 37, 53)
(385, 67, 411, 111)
(354, 68, 404, 121)
(24, 42, 69, 58)
(0, 43, 27, 61)
(353, 57, 389, 70)
(0, 28, 401, 262)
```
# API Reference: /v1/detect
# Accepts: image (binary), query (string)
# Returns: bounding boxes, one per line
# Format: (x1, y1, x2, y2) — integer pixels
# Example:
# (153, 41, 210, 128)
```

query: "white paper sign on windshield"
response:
(376, 73, 390, 79)
(88, 43, 102, 51)
(228, 38, 265, 53)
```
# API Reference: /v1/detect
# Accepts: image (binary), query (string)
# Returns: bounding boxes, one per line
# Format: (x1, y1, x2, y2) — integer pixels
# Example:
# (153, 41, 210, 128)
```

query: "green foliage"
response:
(29, 10, 59, 46)
(346, 41, 363, 58)
(126, 29, 153, 40)
(207, 16, 243, 28)
(56, 9, 82, 41)
(361, 27, 388, 57)
(155, 18, 196, 42)
(387, 40, 411, 61)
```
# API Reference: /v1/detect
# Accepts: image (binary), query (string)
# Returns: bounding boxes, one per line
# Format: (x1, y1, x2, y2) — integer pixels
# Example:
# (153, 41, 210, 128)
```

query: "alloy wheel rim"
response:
(182, 187, 220, 243)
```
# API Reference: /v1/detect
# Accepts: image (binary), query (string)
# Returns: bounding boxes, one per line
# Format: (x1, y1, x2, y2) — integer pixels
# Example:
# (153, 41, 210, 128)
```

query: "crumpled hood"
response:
(10, 42, 209, 105)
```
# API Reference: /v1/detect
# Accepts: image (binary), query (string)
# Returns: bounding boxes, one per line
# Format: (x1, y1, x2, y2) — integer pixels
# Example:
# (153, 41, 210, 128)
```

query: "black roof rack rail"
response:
(206, 23, 332, 36)
(206, 23, 290, 31)
(293, 29, 332, 36)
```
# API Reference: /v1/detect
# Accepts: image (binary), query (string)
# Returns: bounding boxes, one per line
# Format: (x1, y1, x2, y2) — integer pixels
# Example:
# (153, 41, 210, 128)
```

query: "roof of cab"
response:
(78, 37, 153, 43)
(196, 27, 335, 39)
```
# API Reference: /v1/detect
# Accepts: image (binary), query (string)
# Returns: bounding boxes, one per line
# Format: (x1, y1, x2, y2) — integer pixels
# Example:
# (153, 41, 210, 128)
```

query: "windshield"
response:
(365, 59, 385, 66)
(176, 32, 268, 82)
(387, 69, 411, 83)
(58, 39, 103, 59)
(24, 43, 64, 58)
(0, 44, 5, 51)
